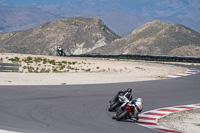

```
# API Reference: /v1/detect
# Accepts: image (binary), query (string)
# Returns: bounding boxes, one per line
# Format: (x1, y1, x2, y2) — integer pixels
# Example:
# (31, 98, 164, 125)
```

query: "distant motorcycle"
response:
(113, 102, 136, 121)
(57, 50, 66, 56)
(108, 94, 130, 112)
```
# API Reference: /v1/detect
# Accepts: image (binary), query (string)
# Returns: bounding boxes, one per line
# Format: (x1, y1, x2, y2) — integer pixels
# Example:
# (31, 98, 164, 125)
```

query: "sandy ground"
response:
(0, 53, 187, 85)
(0, 53, 199, 133)
(158, 108, 200, 133)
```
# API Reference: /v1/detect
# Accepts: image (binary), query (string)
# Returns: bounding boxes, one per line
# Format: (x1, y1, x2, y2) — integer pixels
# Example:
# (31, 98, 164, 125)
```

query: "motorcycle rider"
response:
(109, 88, 133, 103)
(57, 46, 64, 56)
(113, 98, 143, 121)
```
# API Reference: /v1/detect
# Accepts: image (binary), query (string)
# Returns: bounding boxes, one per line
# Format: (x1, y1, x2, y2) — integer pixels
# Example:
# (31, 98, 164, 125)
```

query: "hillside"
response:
(0, 17, 121, 55)
(1, 1, 200, 36)
(90, 20, 200, 57)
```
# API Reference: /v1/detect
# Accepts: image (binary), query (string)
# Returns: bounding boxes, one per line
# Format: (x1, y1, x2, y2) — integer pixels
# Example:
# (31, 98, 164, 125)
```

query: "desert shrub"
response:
(72, 61, 77, 65)
(23, 66, 27, 69)
(59, 65, 65, 70)
(62, 61, 67, 64)
(23, 57, 33, 63)
(27, 66, 34, 72)
(85, 69, 91, 72)
(67, 66, 79, 71)
(52, 67, 58, 72)
(9, 57, 20, 63)
(68, 61, 77, 65)
(40, 68, 51, 73)
(43, 58, 47, 64)
(68, 66, 73, 70)
(34, 57, 43, 63)
(48, 59, 56, 65)
(40, 68, 46, 73)
(27, 57, 33, 62)
(57, 62, 62, 66)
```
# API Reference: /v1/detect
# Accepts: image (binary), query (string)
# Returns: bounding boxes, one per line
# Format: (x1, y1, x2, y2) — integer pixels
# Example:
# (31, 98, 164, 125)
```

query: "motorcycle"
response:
(114, 102, 136, 121)
(108, 94, 130, 112)
(57, 50, 66, 56)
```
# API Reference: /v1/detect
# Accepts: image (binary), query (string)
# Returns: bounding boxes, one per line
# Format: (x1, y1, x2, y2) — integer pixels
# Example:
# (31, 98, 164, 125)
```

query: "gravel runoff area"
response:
(0, 53, 200, 133)
(158, 108, 200, 133)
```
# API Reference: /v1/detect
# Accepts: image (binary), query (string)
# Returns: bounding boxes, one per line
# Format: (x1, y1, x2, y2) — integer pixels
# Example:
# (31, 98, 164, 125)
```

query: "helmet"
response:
(127, 88, 132, 93)
(136, 98, 143, 103)
(136, 98, 143, 112)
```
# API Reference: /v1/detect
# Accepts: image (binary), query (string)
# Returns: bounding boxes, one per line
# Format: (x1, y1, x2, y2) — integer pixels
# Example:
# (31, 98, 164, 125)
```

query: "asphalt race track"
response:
(0, 65, 199, 133)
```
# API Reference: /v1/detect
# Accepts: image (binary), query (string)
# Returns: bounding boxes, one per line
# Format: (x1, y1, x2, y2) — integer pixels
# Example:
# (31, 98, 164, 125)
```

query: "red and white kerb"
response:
(137, 104, 200, 133)
(163, 68, 199, 79)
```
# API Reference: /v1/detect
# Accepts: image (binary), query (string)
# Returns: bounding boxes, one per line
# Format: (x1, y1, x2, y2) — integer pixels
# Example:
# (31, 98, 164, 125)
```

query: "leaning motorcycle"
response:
(108, 94, 129, 112)
(115, 102, 136, 121)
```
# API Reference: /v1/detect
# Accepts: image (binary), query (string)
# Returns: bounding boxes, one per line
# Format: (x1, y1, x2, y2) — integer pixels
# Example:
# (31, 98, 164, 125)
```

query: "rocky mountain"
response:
(0, 17, 121, 55)
(1, 1, 200, 36)
(0, 5, 147, 36)
(0, 6, 59, 33)
(90, 20, 200, 57)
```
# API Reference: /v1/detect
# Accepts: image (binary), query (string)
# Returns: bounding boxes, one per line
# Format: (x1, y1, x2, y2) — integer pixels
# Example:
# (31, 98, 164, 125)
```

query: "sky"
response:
(0, 0, 200, 33)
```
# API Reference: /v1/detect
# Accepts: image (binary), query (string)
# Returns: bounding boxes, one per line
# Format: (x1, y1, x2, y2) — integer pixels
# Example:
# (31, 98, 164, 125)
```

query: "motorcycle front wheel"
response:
(108, 101, 121, 112)
(116, 109, 129, 121)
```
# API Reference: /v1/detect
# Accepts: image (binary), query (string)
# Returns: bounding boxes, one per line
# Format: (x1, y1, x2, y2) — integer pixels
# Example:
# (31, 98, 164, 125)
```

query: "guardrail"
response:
(0, 63, 19, 72)
(68, 54, 200, 63)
